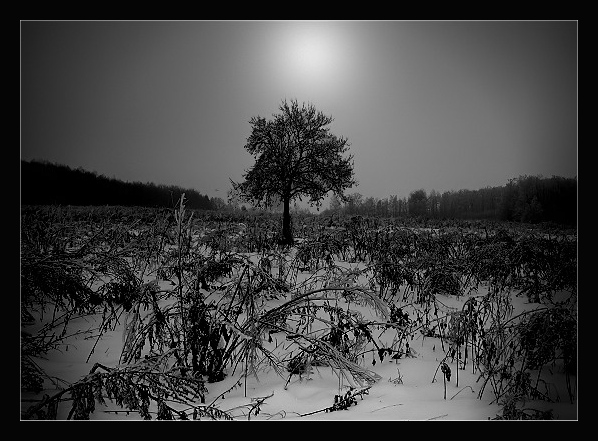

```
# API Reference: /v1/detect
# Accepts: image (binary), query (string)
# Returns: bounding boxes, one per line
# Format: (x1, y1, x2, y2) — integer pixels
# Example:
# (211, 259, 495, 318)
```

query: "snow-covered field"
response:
(21, 252, 577, 421)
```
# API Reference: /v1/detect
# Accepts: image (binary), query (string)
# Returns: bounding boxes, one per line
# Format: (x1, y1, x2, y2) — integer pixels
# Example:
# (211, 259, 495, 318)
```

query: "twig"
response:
(427, 413, 449, 420)
(371, 403, 403, 412)
(300, 386, 371, 417)
(450, 385, 475, 400)
(300, 406, 329, 417)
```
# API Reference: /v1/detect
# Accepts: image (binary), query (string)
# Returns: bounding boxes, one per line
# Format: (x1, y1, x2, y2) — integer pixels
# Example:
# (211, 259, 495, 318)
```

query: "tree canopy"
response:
(232, 99, 356, 244)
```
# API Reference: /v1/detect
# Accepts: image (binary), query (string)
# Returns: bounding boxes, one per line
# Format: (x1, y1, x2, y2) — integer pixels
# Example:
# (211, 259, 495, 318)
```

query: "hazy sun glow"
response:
(276, 22, 354, 93)
(289, 29, 331, 78)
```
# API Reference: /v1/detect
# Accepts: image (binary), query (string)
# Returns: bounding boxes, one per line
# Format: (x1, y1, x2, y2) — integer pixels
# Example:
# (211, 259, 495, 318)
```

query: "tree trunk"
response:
(282, 197, 294, 245)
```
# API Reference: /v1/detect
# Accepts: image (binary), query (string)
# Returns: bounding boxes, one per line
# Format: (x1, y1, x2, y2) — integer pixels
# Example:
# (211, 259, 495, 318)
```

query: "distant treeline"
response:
(20, 160, 218, 210)
(21, 160, 577, 226)
(494, 175, 577, 225)
(324, 175, 577, 226)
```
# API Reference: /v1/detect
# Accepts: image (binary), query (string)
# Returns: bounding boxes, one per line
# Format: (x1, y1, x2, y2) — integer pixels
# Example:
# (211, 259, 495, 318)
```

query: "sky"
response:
(20, 20, 578, 208)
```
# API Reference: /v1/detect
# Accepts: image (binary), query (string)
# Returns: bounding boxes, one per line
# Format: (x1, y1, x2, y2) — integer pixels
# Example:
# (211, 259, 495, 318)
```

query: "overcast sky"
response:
(21, 20, 577, 207)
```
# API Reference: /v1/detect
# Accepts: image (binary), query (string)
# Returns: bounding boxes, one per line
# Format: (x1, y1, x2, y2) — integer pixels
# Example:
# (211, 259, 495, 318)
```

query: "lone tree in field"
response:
(232, 99, 356, 245)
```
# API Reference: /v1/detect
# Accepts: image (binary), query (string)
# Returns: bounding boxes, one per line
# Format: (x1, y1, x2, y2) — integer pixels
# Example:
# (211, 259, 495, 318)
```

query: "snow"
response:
(21, 251, 577, 421)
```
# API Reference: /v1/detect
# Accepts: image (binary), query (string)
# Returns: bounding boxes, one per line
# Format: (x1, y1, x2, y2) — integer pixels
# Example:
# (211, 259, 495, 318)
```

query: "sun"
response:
(289, 29, 331, 78)
(278, 22, 347, 89)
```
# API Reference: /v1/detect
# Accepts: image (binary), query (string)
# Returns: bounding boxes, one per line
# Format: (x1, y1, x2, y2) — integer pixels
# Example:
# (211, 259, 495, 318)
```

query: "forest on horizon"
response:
(20, 159, 576, 226)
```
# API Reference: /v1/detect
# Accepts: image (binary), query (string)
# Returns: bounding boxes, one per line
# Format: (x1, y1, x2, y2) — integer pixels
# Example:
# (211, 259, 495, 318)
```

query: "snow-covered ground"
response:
(21, 253, 577, 421)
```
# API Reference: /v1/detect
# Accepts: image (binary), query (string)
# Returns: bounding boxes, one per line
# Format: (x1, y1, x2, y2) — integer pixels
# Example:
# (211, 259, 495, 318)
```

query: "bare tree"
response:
(232, 99, 356, 245)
